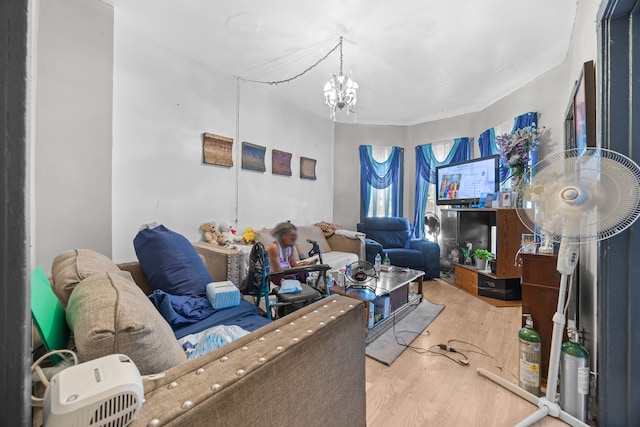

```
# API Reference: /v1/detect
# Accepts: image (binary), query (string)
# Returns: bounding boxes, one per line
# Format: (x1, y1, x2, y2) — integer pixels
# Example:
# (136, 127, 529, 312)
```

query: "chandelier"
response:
(323, 37, 358, 121)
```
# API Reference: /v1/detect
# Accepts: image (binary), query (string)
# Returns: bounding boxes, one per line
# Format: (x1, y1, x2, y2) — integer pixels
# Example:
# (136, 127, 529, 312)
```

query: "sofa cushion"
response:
(295, 226, 332, 258)
(321, 251, 359, 273)
(51, 249, 132, 308)
(134, 224, 213, 296)
(253, 227, 275, 247)
(66, 272, 187, 375)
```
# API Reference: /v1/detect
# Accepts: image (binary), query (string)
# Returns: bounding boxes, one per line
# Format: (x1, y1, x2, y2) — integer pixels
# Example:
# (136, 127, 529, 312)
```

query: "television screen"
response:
(435, 155, 500, 206)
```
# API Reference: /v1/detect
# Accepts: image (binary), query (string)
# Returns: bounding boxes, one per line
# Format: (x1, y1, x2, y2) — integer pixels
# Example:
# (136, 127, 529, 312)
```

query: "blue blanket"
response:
(148, 289, 272, 340)
(173, 299, 271, 340)
(148, 290, 215, 328)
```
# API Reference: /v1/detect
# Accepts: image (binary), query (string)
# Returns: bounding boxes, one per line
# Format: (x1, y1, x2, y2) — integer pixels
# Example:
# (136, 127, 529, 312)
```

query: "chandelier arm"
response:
(239, 38, 343, 86)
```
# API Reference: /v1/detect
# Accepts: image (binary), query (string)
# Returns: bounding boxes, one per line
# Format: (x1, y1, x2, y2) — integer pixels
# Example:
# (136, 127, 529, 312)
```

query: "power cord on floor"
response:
(445, 338, 518, 379)
(391, 299, 433, 352)
(427, 344, 470, 366)
(387, 298, 467, 368)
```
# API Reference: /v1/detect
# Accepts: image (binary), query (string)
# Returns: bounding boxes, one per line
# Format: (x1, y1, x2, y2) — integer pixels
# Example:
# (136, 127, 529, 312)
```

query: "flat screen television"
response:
(435, 155, 500, 206)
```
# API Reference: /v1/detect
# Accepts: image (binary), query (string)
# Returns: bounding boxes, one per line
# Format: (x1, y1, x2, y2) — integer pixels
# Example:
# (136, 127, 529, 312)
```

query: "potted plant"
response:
(474, 249, 494, 271)
(460, 246, 473, 265)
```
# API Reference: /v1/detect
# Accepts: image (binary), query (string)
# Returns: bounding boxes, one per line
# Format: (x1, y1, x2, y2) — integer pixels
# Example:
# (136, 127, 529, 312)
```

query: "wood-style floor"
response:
(365, 278, 567, 427)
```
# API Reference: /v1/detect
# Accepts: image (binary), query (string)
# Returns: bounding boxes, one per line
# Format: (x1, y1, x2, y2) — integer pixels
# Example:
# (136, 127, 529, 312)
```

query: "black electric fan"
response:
(344, 260, 377, 300)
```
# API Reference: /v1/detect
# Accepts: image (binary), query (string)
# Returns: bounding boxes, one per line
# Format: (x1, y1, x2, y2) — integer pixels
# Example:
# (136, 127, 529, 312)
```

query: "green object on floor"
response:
(31, 266, 70, 364)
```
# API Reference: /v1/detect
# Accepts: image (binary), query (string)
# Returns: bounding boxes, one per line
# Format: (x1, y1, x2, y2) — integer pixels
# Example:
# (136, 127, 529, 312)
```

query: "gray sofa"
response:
(193, 224, 366, 286)
(33, 245, 367, 426)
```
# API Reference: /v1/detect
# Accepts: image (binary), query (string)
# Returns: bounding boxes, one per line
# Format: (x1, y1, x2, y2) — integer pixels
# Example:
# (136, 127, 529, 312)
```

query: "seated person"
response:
(267, 221, 318, 285)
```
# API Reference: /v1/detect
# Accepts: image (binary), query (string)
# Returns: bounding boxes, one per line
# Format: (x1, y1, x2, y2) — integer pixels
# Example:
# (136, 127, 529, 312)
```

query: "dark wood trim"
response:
(0, 0, 31, 425)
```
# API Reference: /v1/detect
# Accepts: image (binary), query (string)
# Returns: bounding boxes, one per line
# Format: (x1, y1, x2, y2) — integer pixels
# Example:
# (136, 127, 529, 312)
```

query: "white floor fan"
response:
(477, 147, 640, 426)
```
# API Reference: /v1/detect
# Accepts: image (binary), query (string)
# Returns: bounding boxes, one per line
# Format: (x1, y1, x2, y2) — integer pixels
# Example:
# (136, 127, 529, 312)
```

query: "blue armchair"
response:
(357, 217, 440, 279)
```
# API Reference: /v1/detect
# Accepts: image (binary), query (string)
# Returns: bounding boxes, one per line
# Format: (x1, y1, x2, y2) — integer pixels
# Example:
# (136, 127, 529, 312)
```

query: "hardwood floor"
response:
(365, 278, 567, 427)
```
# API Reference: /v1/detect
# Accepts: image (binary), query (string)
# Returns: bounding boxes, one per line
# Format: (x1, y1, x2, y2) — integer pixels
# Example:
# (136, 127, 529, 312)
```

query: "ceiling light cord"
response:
(239, 39, 342, 86)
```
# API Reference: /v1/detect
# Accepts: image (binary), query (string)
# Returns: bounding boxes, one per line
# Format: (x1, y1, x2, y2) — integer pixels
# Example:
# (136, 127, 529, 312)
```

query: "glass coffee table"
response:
(333, 266, 425, 343)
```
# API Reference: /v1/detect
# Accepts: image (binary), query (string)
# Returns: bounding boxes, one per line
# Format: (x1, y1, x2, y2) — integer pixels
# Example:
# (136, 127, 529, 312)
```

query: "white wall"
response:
(33, 0, 602, 272)
(333, 0, 602, 232)
(34, 0, 114, 269)
(333, 64, 570, 232)
(332, 124, 408, 230)
(112, 21, 334, 262)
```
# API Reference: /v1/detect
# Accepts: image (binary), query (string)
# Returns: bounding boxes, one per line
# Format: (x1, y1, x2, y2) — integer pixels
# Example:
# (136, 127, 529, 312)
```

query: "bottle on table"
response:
(383, 253, 390, 266)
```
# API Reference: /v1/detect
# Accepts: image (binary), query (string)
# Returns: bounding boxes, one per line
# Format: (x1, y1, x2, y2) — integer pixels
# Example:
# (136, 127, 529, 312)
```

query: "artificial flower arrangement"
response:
(495, 125, 542, 181)
(495, 125, 545, 206)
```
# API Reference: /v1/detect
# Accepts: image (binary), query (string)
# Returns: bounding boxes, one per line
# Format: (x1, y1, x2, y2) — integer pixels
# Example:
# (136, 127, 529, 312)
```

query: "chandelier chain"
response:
(239, 39, 342, 86)
(339, 36, 344, 75)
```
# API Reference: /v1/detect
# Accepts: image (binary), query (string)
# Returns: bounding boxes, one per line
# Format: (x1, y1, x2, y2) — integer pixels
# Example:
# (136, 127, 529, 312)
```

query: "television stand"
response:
(440, 208, 530, 300)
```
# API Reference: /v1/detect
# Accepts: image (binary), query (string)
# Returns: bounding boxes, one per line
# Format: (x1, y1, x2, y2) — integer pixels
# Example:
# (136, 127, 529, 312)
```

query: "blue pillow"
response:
(134, 224, 212, 296)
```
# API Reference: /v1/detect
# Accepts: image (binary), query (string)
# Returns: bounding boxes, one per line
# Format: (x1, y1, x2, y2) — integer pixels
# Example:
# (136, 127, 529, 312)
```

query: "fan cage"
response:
(345, 261, 377, 294)
(517, 148, 640, 244)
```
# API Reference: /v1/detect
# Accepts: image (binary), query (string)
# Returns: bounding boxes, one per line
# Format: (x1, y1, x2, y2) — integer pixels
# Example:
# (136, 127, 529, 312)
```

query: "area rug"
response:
(365, 299, 445, 366)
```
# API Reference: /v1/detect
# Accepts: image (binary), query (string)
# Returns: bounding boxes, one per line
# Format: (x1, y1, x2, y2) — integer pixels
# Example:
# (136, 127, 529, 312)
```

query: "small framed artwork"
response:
(566, 60, 596, 149)
(272, 149, 292, 176)
(500, 190, 513, 208)
(479, 192, 494, 208)
(202, 133, 233, 167)
(300, 157, 317, 180)
(241, 141, 266, 172)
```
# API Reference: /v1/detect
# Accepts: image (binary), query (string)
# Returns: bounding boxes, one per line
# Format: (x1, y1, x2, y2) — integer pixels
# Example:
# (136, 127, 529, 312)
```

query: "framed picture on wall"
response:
(566, 60, 596, 149)
(300, 157, 317, 180)
(241, 141, 266, 172)
(202, 133, 234, 167)
(272, 149, 292, 176)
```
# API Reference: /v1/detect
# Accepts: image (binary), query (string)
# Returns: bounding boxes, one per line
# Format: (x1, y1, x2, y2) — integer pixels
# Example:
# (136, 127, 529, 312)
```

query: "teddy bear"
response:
(242, 227, 255, 244)
(200, 221, 223, 246)
(218, 221, 243, 246)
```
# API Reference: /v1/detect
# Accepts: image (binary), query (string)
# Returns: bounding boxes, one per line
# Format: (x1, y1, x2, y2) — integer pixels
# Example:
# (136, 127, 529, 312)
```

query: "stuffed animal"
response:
(242, 227, 255, 244)
(200, 221, 222, 246)
(218, 221, 243, 246)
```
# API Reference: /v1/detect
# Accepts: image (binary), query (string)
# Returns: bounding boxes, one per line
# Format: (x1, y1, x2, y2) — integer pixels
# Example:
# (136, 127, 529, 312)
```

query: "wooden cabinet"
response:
(520, 253, 568, 381)
(449, 208, 530, 299)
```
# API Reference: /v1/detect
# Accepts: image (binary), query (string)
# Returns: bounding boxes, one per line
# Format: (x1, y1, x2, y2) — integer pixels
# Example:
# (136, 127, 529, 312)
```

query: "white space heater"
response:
(44, 354, 144, 427)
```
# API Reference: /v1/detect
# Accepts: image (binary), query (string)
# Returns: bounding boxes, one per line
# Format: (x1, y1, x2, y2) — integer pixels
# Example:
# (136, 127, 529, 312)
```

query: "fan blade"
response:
(517, 148, 640, 244)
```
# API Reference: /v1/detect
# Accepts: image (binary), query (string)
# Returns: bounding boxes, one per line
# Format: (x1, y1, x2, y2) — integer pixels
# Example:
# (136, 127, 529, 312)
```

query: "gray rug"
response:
(365, 299, 445, 366)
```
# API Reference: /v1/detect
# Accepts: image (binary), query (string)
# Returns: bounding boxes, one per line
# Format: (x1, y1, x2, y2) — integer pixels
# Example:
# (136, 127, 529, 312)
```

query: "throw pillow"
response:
(66, 272, 187, 375)
(253, 228, 275, 247)
(134, 224, 212, 296)
(51, 249, 132, 308)
(295, 226, 332, 258)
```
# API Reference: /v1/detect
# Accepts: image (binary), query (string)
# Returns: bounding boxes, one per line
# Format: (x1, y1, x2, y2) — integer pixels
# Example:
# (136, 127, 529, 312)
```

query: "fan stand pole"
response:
(478, 273, 588, 427)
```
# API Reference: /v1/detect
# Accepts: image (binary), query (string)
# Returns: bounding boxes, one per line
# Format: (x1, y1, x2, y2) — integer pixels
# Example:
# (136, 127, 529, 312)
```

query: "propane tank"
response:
(519, 314, 542, 396)
(560, 327, 589, 423)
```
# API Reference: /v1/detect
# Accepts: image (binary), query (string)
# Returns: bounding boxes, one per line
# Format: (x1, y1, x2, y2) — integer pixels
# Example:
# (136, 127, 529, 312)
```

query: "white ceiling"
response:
(113, 1, 577, 125)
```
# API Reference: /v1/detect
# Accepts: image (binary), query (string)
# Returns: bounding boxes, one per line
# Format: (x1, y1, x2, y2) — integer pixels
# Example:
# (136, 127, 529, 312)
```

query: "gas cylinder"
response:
(560, 328, 589, 423)
(518, 314, 542, 395)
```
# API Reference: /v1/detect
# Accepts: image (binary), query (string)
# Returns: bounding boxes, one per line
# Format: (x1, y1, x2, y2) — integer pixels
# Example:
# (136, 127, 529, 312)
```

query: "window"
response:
(366, 146, 396, 217)
(359, 145, 403, 221)
(424, 141, 453, 242)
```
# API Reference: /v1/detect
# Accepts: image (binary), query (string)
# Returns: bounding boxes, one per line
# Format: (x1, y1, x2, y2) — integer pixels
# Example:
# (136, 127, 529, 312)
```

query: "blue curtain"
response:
(412, 138, 470, 238)
(359, 145, 402, 222)
(478, 111, 539, 183)
(478, 128, 495, 157)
